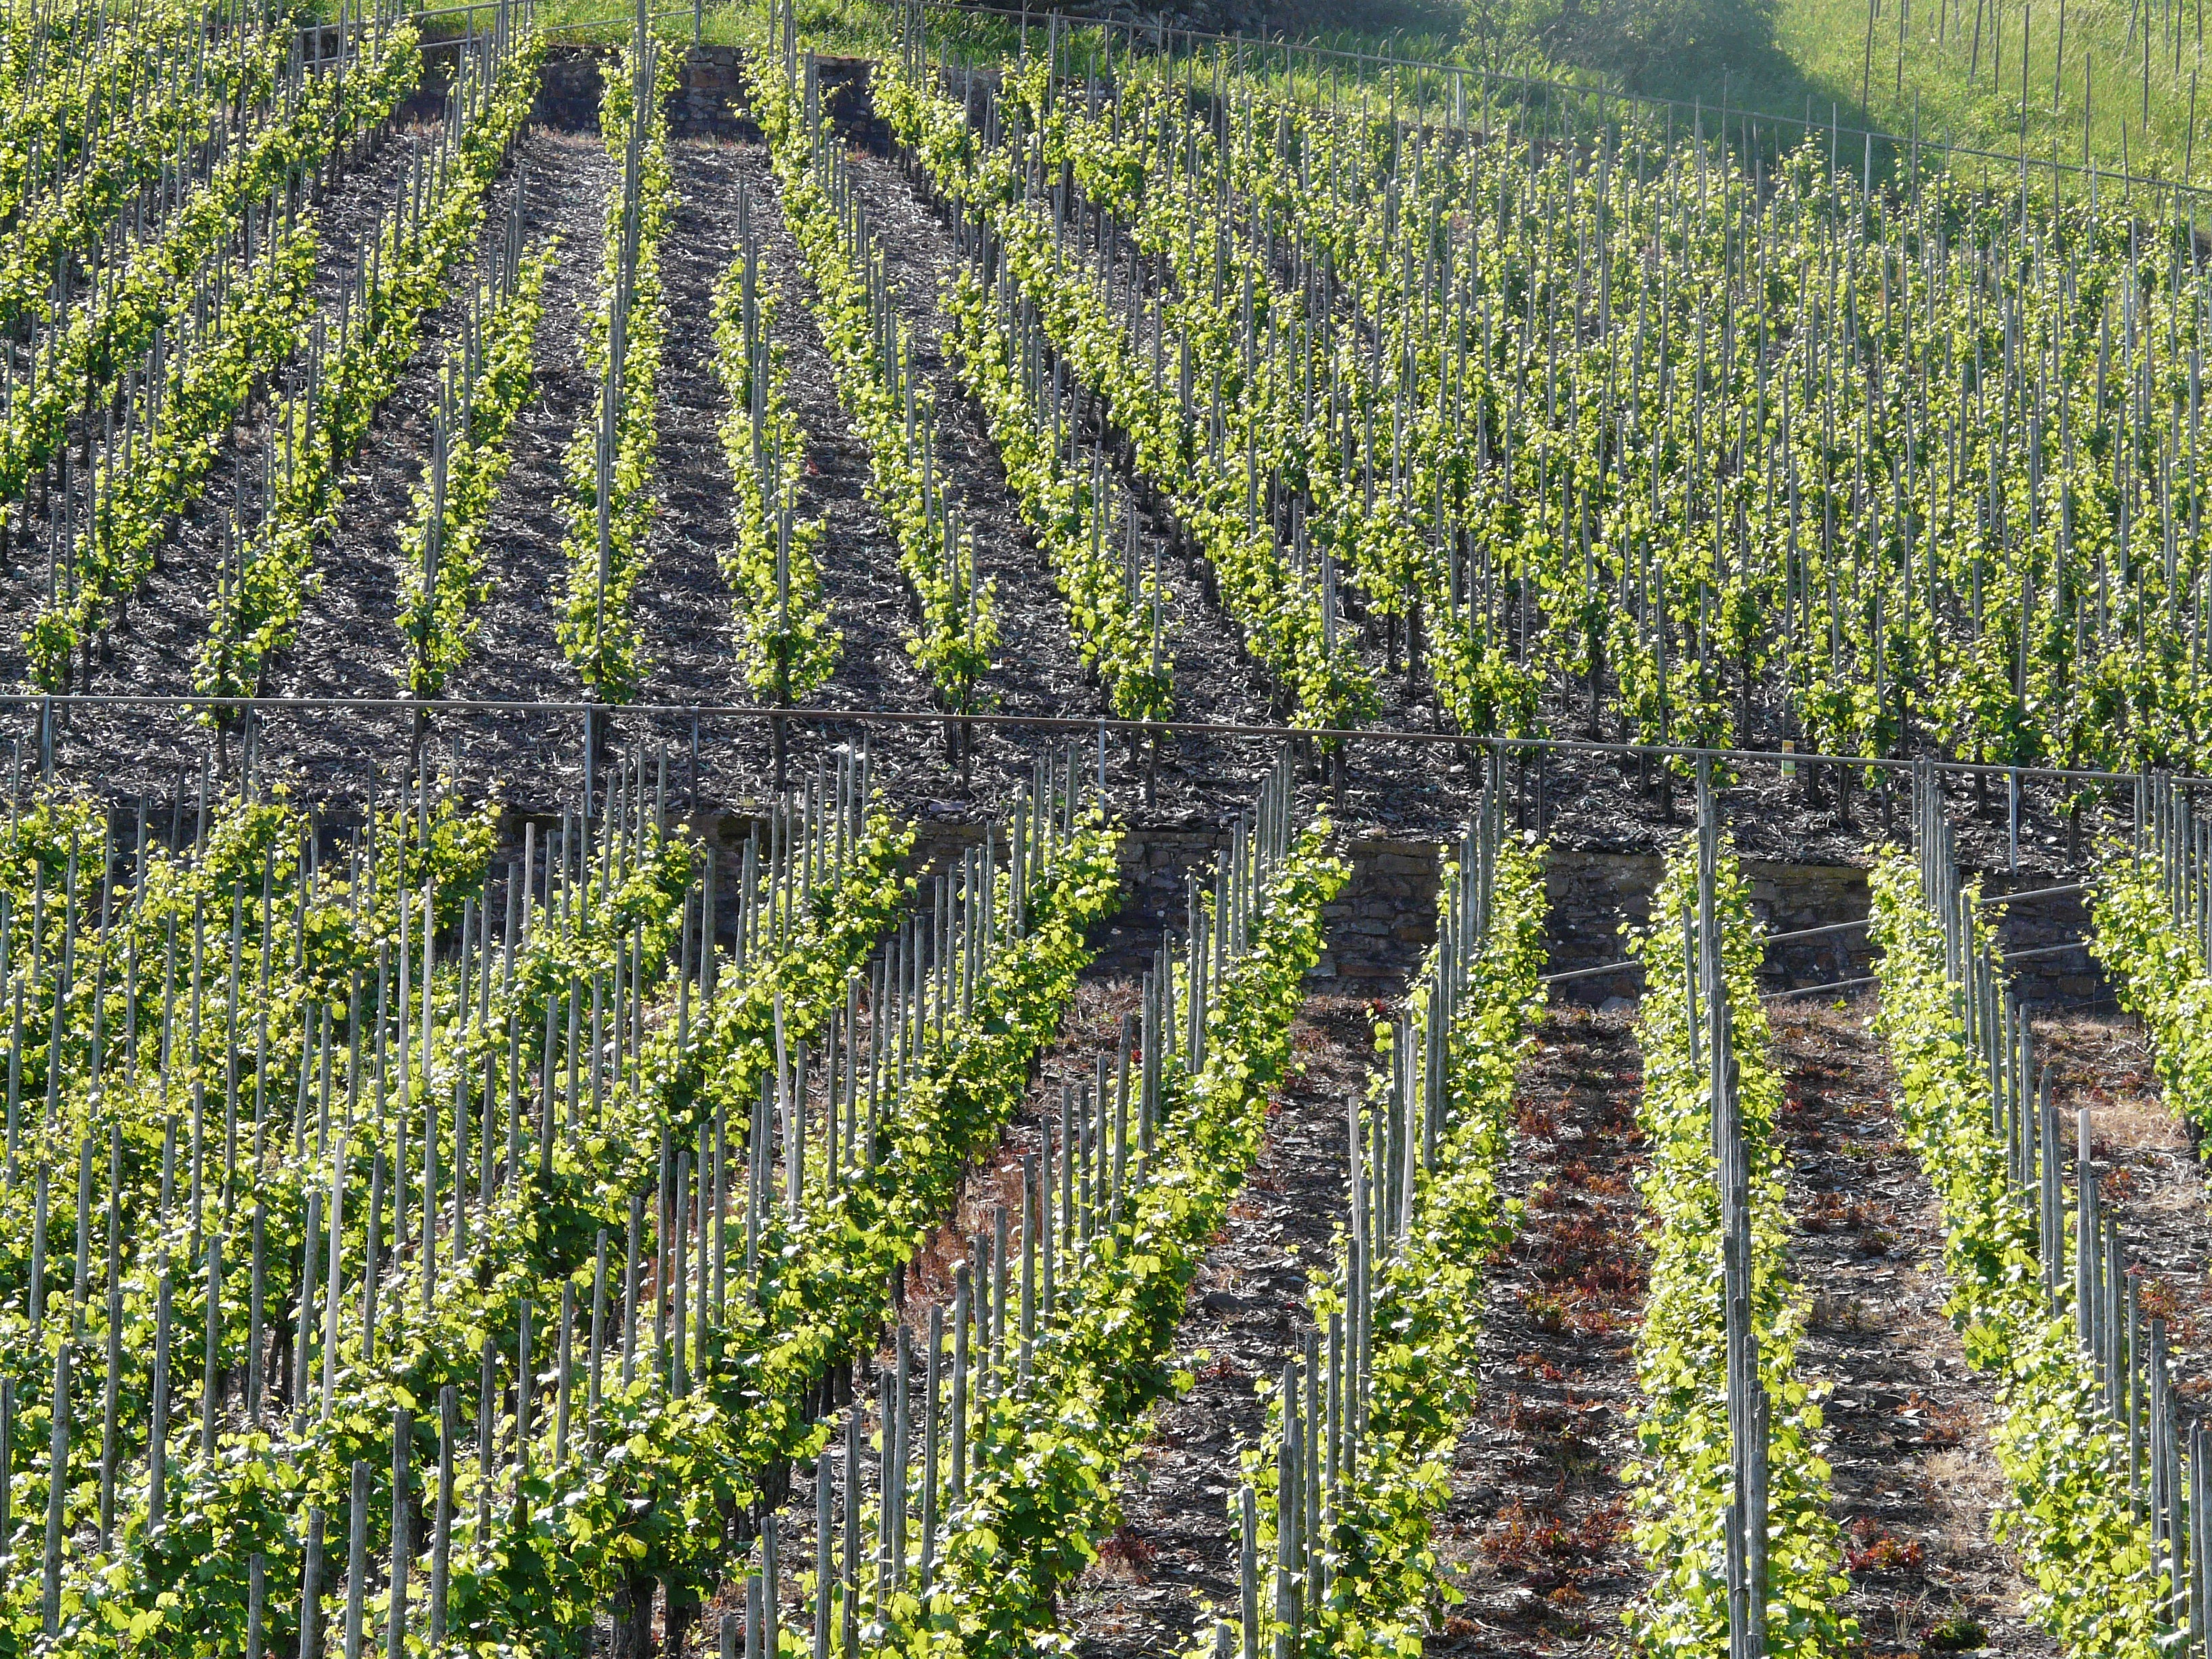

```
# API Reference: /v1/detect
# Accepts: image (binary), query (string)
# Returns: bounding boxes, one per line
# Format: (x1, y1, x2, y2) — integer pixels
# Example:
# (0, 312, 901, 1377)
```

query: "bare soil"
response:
(0, 89, 2131, 872)
(654, 963, 1156, 1651)
(271, 125, 608, 792)
(682, 972, 1387, 1657)
(26, 117, 451, 779)
(1428, 997, 2055, 1658)
(2038, 1014, 2212, 1409)
(1054, 989, 1385, 1658)
(1769, 998, 2053, 1659)
(1423, 1003, 1649, 1654)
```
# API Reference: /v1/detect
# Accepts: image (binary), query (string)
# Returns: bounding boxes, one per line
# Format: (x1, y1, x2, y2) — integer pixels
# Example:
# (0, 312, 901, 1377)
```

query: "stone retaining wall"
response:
(674, 817, 2108, 1008)
(901, 824, 1438, 987)
(1537, 850, 2099, 1008)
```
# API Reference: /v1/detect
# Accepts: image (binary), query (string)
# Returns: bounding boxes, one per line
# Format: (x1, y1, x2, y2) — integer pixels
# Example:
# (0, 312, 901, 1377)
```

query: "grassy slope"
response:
(1766, 0, 2209, 183)
(1506, 0, 2212, 190)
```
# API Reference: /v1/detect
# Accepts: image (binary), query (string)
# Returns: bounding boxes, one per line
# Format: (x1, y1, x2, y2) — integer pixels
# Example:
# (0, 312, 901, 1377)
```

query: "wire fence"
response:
(0, 690, 2153, 798)
(0, 690, 2190, 905)
(7, 691, 2210, 787)
(0, 693, 2133, 1006)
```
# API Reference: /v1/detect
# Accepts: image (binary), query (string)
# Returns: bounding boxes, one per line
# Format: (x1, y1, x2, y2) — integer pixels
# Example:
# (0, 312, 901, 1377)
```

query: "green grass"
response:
(1769, 0, 2211, 183)
(1493, 0, 2212, 191)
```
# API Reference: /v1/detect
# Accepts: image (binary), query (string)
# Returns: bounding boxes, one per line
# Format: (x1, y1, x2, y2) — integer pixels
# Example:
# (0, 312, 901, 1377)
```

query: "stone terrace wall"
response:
(905, 825, 1437, 989)
(667, 811, 2105, 1007)
(1540, 852, 2098, 1009)
(1540, 853, 1877, 1006)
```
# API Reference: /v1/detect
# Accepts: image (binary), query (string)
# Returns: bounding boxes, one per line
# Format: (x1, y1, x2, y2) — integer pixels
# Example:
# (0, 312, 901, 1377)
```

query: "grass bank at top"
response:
(1450, 0, 2212, 195)
(1495, 0, 2212, 194)
(1769, 0, 2212, 188)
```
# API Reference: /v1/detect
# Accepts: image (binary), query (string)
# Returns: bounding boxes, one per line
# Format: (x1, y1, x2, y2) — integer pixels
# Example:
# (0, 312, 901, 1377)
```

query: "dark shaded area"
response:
(1463, 0, 1871, 151)
(1466, 0, 1786, 96)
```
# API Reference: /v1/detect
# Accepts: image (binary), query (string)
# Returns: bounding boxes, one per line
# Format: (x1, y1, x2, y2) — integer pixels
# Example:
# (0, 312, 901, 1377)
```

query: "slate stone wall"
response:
(673, 813, 2106, 1007)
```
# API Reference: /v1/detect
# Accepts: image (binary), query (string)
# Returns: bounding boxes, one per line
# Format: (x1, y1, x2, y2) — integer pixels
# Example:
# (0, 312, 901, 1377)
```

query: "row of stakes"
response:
(0, 737, 1108, 1649)
(1919, 758, 2211, 1644)
(664, 762, 1500, 1658)
(659, 754, 1302, 1654)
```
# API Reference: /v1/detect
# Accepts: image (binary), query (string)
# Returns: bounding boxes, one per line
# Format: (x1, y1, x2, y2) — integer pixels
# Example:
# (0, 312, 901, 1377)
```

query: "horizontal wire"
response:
(1765, 939, 2093, 1002)
(1539, 886, 2095, 986)
(14, 695, 2208, 791)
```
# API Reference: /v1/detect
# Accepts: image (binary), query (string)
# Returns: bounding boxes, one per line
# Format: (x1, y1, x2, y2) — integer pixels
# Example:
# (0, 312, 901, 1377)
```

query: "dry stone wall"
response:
(659, 807, 2106, 1006)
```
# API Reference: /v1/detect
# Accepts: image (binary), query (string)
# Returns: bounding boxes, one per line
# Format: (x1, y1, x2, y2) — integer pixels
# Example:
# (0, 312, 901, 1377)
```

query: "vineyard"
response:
(14, 0, 2212, 1654)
